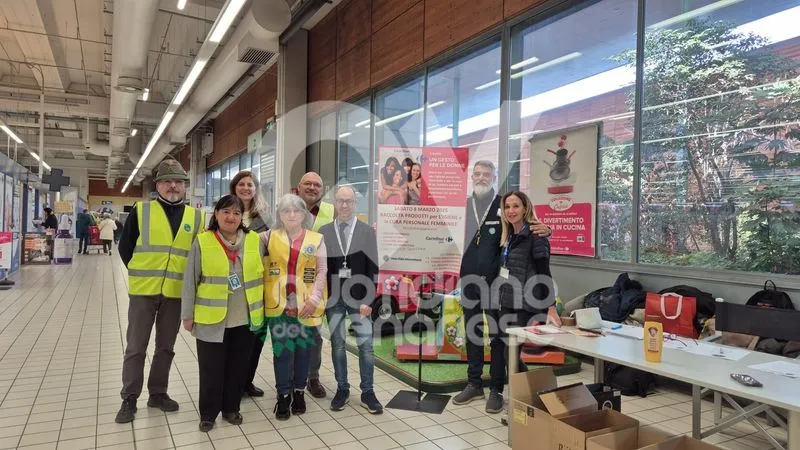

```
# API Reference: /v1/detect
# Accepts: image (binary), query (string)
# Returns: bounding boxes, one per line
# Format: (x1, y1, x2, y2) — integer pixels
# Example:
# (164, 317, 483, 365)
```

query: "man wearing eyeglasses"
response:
(319, 185, 382, 414)
(115, 158, 204, 424)
(295, 171, 334, 398)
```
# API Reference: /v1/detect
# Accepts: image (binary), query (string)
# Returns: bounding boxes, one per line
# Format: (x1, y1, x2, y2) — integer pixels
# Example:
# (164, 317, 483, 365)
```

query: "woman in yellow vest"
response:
(180, 195, 264, 432)
(257, 193, 328, 421)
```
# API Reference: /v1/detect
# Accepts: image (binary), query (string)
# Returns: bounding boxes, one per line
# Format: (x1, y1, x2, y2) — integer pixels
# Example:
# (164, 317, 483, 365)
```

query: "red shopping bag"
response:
(645, 292, 698, 338)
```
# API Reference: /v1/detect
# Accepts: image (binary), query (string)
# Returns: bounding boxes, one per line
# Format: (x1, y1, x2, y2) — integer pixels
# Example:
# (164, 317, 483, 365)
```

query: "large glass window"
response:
(509, 0, 638, 261)
(337, 99, 371, 221)
(210, 167, 221, 203)
(426, 40, 502, 194)
(638, 0, 800, 274)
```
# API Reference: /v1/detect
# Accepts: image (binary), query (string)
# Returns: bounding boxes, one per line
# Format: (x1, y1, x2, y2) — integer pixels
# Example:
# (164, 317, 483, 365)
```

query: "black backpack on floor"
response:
(604, 362, 655, 398)
(746, 281, 794, 310)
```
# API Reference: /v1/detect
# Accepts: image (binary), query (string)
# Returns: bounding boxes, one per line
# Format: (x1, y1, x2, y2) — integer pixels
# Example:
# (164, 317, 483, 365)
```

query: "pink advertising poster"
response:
(528, 125, 598, 257)
(376, 146, 469, 311)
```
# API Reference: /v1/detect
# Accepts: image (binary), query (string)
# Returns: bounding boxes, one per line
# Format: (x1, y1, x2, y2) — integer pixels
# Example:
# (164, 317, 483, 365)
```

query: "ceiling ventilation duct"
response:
(83, 121, 111, 157)
(238, 47, 276, 65)
(127, 134, 143, 164)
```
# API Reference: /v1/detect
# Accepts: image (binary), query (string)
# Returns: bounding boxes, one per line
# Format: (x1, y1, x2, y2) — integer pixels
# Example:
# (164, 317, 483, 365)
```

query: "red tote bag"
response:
(645, 292, 698, 338)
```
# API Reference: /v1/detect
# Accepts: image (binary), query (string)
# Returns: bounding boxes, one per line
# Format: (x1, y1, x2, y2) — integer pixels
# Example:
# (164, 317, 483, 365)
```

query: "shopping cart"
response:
(87, 225, 105, 254)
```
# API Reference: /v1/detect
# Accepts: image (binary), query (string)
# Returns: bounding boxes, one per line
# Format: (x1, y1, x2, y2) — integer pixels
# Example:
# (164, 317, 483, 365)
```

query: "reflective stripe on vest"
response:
(128, 201, 203, 298)
(264, 229, 328, 327)
(194, 231, 264, 326)
(311, 201, 334, 232)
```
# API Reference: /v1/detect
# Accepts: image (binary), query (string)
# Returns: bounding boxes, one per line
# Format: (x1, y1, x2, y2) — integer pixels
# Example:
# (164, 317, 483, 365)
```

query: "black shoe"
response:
(114, 397, 137, 423)
(330, 389, 349, 411)
(147, 393, 179, 412)
(0, 279, 14, 286)
(360, 391, 383, 415)
(307, 379, 326, 399)
(222, 412, 242, 425)
(199, 420, 214, 432)
(291, 390, 306, 415)
(245, 384, 264, 397)
(274, 394, 291, 421)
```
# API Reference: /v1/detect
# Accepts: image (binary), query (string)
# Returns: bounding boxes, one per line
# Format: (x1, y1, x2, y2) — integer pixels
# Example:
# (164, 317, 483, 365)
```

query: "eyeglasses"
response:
(335, 199, 355, 205)
(301, 181, 322, 189)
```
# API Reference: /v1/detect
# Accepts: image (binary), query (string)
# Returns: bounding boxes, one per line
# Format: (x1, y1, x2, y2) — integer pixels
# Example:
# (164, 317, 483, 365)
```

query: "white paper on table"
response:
(604, 324, 644, 340)
(748, 361, 800, 379)
(678, 342, 749, 361)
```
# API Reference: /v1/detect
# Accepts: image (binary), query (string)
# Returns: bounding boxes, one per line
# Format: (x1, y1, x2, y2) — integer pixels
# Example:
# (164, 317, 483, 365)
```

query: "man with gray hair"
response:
(453, 160, 551, 413)
(318, 185, 382, 413)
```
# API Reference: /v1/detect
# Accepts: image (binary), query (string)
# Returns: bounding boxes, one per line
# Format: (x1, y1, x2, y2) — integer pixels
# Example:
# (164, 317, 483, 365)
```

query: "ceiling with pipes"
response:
(0, 0, 300, 188)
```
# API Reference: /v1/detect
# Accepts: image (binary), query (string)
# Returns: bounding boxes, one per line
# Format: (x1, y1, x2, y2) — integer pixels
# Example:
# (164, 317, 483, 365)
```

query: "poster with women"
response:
(377, 146, 469, 298)
(528, 125, 598, 257)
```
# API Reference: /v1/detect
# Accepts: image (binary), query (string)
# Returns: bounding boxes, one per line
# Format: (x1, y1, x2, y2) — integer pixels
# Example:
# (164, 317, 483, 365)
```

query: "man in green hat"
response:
(115, 158, 204, 423)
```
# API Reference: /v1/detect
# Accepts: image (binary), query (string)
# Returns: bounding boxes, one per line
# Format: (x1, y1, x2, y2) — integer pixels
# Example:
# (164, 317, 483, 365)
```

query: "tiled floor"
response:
(0, 256, 788, 449)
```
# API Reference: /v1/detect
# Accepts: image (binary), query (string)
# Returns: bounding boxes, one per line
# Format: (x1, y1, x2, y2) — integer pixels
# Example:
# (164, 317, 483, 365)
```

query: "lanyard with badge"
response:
(335, 220, 356, 279)
(471, 196, 493, 246)
(213, 232, 242, 291)
(499, 234, 515, 279)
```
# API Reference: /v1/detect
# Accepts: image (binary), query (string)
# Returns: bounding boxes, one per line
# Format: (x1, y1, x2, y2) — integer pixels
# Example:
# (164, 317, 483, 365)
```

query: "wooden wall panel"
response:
(337, 0, 371, 57)
(337, 39, 371, 101)
(371, 2, 424, 87)
(308, 62, 337, 117)
(424, 0, 504, 60)
(372, 0, 420, 32)
(308, 12, 337, 75)
(504, 0, 548, 19)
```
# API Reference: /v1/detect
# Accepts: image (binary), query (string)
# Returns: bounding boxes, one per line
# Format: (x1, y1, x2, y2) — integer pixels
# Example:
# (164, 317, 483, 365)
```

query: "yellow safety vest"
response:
(312, 201, 334, 232)
(194, 231, 264, 326)
(264, 229, 328, 327)
(128, 201, 204, 298)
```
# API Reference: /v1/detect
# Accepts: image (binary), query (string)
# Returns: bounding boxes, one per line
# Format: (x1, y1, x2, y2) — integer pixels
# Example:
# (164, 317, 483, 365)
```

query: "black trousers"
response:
(102, 239, 112, 253)
(246, 335, 264, 386)
(463, 305, 506, 391)
(196, 325, 253, 421)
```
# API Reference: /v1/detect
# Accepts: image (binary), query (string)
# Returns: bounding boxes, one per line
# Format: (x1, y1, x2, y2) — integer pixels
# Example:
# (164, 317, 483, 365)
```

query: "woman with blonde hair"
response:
(229, 170, 270, 397)
(257, 193, 327, 420)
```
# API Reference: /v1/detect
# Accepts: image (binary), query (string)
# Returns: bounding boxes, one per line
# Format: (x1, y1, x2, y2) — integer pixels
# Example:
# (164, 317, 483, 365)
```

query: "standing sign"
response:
(528, 125, 598, 257)
(0, 232, 12, 269)
(376, 146, 469, 302)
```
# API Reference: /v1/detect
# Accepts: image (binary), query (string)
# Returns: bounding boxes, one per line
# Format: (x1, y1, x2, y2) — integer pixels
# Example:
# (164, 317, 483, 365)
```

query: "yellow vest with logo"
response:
(264, 229, 327, 326)
(194, 231, 264, 326)
(128, 201, 204, 298)
(312, 201, 334, 232)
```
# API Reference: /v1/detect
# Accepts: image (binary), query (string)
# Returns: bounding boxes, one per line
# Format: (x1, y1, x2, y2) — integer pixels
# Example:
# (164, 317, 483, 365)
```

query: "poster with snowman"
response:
(528, 124, 598, 257)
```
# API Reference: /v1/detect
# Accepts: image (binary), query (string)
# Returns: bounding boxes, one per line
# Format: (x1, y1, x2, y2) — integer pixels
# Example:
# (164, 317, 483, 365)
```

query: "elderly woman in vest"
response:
(491, 191, 561, 408)
(258, 193, 327, 420)
(229, 170, 270, 398)
(181, 195, 264, 432)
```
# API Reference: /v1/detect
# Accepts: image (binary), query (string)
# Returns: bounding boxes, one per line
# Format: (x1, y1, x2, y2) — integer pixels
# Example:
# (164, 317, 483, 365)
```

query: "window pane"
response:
(211, 167, 221, 203)
(338, 99, 371, 221)
(426, 40, 502, 194)
(509, 0, 638, 260)
(240, 153, 251, 172)
(229, 157, 239, 181)
(640, 1, 800, 274)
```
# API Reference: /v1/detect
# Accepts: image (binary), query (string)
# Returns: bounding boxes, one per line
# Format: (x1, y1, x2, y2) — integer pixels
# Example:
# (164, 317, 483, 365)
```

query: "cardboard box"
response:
(587, 426, 673, 450)
(586, 383, 622, 411)
(638, 436, 724, 450)
(552, 409, 640, 450)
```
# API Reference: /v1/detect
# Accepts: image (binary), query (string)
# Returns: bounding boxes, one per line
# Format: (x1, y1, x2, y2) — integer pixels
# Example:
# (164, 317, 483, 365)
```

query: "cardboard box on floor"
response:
(587, 426, 674, 450)
(510, 368, 638, 450)
(638, 436, 725, 450)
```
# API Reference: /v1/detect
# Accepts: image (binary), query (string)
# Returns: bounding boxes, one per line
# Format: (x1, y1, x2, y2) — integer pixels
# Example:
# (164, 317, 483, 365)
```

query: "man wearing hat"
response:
(115, 158, 204, 423)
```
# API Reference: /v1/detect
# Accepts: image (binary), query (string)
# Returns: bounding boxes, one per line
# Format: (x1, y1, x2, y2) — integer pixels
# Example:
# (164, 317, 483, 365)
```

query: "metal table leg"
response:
(593, 358, 604, 383)
(692, 385, 702, 439)
(507, 334, 519, 446)
(789, 410, 800, 450)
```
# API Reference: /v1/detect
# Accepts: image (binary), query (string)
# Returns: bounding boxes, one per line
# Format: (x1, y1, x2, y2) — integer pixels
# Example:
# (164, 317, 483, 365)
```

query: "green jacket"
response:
(76, 212, 94, 233)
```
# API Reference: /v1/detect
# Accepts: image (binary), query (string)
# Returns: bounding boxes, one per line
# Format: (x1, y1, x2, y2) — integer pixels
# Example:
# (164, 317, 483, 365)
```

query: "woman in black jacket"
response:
(486, 191, 560, 412)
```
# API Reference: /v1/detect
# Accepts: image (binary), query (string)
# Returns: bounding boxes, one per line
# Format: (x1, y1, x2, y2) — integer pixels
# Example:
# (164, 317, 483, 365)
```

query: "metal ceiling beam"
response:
(18, 157, 109, 169)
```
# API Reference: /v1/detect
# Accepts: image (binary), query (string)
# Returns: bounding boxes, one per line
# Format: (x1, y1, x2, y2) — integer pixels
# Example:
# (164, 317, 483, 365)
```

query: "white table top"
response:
(507, 326, 800, 412)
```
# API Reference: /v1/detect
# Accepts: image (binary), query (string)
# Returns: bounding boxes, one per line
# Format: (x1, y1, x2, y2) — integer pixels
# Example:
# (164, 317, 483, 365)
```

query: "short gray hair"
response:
(273, 193, 314, 230)
(473, 160, 496, 175)
(335, 184, 357, 198)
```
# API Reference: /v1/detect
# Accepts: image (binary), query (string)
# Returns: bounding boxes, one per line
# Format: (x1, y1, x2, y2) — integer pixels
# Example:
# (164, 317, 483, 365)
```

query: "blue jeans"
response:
(269, 315, 317, 396)
(326, 300, 375, 393)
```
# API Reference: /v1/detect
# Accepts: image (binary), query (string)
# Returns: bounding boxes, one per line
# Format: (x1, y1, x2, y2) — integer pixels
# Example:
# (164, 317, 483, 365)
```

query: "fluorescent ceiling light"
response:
(177, 0, 187, 10)
(495, 56, 539, 74)
(130, 128, 138, 137)
(29, 151, 40, 161)
(173, 60, 207, 105)
(355, 119, 370, 127)
(649, 0, 743, 29)
(1, 125, 23, 144)
(477, 52, 582, 90)
(374, 101, 445, 127)
(42, 161, 51, 171)
(338, 132, 352, 139)
(141, 88, 149, 102)
(209, 0, 246, 43)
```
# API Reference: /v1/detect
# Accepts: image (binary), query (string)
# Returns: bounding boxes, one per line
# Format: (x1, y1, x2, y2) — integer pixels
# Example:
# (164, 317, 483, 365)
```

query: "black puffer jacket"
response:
(497, 225, 552, 312)
(584, 273, 646, 323)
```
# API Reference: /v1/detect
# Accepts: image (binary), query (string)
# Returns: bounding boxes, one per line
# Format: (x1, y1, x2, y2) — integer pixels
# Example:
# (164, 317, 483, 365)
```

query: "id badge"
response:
(228, 273, 242, 290)
(499, 266, 510, 279)
(338, 268, 352, 279)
